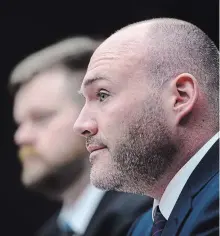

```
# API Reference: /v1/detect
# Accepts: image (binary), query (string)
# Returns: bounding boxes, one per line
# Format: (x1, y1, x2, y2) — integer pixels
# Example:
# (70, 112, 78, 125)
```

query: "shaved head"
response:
(91, 18, 218, 124)
(74, 18, 219, 198)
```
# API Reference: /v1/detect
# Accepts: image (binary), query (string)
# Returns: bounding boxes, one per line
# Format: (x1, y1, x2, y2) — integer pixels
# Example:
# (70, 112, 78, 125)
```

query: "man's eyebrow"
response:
(78, 77, 109, 96)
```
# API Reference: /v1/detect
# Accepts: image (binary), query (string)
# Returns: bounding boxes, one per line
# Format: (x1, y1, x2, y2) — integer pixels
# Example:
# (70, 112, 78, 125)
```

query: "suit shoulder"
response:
(189, 172, 218, 223)
(194, 171, 219, 201)
(183, 173, 219, 235)
(35, 212, 59, 236)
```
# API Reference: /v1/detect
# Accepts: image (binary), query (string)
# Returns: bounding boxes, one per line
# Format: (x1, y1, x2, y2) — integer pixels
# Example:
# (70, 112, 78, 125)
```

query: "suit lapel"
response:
(162, 183, 192, 236)
(162, 140, 219, 236)
(84, 191, 117, 236)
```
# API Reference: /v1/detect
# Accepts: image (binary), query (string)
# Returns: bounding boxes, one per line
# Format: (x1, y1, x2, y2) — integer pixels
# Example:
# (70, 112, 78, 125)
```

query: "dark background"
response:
(1, 1, 218, 235)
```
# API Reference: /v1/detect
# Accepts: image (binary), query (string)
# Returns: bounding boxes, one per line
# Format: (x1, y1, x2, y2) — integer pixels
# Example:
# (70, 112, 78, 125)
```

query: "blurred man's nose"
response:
(14, 124, 35, 146)
(73, 106, 98, 137)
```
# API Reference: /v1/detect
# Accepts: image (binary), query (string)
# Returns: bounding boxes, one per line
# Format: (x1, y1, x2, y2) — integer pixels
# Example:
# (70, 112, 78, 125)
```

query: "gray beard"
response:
(112, 124, 177, 195)
(93, 98, 177, 195)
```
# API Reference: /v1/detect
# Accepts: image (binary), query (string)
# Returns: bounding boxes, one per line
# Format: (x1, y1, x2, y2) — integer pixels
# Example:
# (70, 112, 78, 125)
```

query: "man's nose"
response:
(14, 124, 35, 146)
(73, 106, 98, 137)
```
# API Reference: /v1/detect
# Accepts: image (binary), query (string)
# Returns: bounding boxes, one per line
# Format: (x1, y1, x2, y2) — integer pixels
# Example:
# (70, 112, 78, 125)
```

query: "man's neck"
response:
(151, 130, 218, 200)
(61, 169, 90, 207)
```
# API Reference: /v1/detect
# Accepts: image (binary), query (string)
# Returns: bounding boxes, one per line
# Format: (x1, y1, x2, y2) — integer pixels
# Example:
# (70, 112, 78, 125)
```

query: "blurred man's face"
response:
(74, 39, 175, 194)
(13, 68, 88, 195)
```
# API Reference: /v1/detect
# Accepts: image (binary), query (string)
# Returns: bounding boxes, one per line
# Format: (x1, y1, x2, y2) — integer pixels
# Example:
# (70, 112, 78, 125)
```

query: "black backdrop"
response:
(1, 1, 218, 235)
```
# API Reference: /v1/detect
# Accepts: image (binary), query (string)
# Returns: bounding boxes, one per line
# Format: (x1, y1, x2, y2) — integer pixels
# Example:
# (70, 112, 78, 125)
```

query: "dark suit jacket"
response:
(36, 191, 153, 236)
(128, 140, 219, 236)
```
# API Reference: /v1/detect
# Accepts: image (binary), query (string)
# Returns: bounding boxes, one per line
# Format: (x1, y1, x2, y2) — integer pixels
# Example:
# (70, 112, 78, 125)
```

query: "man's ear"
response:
(171, 73, 199, 125)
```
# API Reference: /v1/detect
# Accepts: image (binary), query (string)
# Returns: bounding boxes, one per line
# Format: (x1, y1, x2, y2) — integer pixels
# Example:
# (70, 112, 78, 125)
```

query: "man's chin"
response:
(22, 173, 48, 190)
(21, 158, 87, 199)
(22, 175, 63, 201)
(90, 168, 121, 192)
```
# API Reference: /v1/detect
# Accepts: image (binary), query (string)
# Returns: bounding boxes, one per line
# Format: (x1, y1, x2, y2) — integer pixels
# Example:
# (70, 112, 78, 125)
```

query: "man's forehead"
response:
(14, 79, 64, 118)
(84, 46, 142, 84)
(14, 87, 47, 115)
(91, 39, 139, 61)
(87, 20, 150, 73)
(80, 29, 147, 94)
(88, 33, 145, 70)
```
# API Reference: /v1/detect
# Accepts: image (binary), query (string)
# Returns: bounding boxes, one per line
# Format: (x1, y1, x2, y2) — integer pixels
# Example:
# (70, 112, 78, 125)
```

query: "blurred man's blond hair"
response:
(9, 36, 102, 94)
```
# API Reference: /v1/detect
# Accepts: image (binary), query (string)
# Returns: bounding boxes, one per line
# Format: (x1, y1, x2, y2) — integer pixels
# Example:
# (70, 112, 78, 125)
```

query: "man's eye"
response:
(32, 112, 55, 125)
(96, 91, 109, 102)
(33, 115, 50, 124)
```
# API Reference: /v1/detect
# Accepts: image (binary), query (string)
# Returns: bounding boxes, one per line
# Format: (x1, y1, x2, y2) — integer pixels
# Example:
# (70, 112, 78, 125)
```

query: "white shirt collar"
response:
(152, 131, 219, 221)
(58, 184, 106, 235)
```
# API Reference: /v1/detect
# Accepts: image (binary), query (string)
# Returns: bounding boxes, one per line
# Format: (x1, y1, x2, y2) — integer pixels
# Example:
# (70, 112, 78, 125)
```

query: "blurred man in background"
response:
(9, 36, 152, 236)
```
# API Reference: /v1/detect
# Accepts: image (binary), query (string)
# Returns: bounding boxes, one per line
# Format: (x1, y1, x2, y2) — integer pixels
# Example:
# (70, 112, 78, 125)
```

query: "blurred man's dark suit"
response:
(128, 139, 219, 236)
(36, 191, 153, 236)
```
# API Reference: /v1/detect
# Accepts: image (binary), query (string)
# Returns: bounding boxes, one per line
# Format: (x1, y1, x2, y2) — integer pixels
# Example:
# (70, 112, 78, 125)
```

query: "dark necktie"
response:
(151, 206, 167, 236)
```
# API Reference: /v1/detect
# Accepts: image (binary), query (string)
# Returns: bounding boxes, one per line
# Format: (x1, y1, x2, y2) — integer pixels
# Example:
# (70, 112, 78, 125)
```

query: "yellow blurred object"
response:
(18, 146, 39, 162)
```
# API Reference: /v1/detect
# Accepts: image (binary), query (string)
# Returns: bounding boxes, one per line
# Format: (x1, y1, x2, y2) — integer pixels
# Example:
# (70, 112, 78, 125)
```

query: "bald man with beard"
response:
(74, 18, 219, 236)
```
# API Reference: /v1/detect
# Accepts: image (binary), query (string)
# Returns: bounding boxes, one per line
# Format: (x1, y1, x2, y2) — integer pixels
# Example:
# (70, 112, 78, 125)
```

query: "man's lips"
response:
(86, 145, 107, 153)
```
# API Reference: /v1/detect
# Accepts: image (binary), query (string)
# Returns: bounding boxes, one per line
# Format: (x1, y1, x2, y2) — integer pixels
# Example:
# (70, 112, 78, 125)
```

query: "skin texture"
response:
(14, 67, 88, 199)
(74, 19, 218, 199)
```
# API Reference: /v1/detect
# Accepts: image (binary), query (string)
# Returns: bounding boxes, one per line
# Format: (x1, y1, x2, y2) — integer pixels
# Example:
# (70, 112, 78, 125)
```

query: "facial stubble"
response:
(92, 96, 177, 195)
